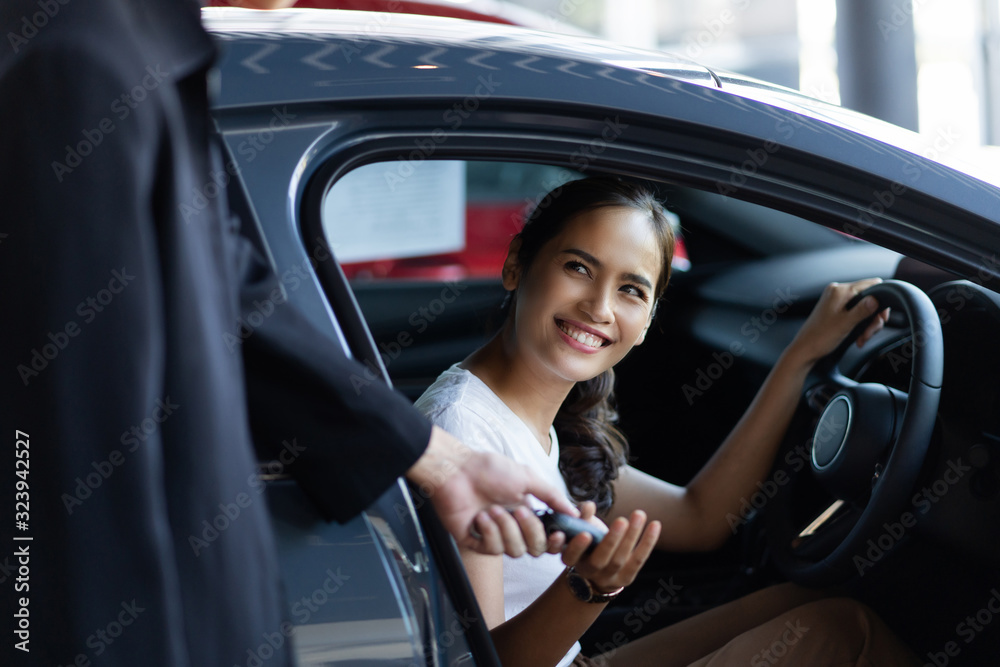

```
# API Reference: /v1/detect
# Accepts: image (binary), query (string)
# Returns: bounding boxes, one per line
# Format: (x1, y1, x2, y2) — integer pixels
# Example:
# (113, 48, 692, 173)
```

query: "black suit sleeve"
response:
(237, 235, 432, 523)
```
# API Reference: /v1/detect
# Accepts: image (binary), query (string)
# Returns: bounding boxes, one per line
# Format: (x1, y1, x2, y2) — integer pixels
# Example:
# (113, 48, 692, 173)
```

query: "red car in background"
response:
(335, 163, 691, 281)
(291, 0, 520, 24)
(210, 0, 587, 32)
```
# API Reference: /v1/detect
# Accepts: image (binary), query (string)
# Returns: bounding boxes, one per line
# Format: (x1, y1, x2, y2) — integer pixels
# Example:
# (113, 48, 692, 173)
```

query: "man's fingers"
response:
(523, 468, 578, 516)
(578, 501, 597, 522)
(546, 532, 566, 555)
(511, 506, 548, 557)
(469, 511, 503, 555)
(543, 495, 579, 517)
(488, 505, 529, 558)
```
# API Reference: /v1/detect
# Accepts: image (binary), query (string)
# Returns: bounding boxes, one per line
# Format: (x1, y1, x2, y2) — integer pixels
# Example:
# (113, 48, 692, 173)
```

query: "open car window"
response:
(323, 159, 689, 284)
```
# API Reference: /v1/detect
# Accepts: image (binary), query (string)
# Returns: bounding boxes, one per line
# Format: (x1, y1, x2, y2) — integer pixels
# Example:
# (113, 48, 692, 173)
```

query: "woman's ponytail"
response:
(554, 368, 628, 516)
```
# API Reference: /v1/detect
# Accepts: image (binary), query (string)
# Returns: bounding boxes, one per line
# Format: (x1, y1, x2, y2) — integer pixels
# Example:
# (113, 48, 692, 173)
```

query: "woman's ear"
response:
(634, 322, 650, 346)
(634, 302, 657, 346)
(501, 237, 522, 291)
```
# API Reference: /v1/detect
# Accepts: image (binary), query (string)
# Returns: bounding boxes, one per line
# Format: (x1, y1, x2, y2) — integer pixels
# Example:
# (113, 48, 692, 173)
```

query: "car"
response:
(208, 0, 590, 33)
(206, 7, 1000, 665)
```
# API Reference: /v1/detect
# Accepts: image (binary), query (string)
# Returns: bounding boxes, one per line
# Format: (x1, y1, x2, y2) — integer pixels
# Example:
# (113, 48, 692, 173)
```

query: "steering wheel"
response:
(765, 280, 943, 586)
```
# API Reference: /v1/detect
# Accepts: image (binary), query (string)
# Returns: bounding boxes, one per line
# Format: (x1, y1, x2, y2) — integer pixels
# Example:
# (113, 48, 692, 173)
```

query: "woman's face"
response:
(504, 205, 664, 385)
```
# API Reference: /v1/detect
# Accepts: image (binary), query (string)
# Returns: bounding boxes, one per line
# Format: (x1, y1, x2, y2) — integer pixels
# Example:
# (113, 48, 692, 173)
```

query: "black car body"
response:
(207, 8, 1000, 665)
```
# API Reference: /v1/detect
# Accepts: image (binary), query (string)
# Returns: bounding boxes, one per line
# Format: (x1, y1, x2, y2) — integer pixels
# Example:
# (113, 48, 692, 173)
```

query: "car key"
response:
(536, 509, 607, 554)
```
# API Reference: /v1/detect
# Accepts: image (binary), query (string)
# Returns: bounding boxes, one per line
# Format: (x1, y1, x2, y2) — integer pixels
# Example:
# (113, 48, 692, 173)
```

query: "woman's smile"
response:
(555, 318, 612, 352)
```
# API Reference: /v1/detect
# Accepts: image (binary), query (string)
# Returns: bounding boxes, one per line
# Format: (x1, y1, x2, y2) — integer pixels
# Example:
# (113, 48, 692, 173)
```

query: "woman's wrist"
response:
(778, 338, 820, 375)
(565, 567, 624, 603)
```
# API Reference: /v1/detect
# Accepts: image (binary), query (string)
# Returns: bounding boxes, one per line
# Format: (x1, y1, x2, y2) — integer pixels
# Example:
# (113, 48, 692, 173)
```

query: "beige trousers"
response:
(574, 583, 920, 666)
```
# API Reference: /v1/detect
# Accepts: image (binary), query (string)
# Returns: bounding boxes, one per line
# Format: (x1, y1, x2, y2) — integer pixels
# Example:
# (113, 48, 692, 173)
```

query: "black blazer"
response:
(0, 1, 431, 664)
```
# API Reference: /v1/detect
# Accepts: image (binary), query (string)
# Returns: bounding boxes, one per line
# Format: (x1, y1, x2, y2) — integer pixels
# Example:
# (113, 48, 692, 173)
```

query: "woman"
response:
(415, 177, 918, 666)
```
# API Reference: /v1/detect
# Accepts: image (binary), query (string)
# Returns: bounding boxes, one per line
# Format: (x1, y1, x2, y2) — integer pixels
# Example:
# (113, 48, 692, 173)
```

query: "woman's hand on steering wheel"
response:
(787, 278, 891, 367)
(767, 279, 943, 585)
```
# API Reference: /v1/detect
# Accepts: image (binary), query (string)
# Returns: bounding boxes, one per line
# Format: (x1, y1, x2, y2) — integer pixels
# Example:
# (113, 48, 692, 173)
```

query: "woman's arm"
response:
(612, 279, 889, 551)
(461, 504, 660, 667)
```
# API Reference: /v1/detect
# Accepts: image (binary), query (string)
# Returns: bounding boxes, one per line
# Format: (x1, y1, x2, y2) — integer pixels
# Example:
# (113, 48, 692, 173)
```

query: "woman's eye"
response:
(566, 261, 588, 275)
(622, 284, 648, 300)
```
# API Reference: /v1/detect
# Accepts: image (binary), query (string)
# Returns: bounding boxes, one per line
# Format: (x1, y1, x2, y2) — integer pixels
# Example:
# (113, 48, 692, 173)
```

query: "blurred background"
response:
(293, 0, 1000, 176)
(497, 0, 1000, 173)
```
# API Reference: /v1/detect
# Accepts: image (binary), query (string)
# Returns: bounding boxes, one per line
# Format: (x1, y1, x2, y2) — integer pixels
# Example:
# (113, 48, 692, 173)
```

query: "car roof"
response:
(204, 8, 1000, 226)
(204, 7, 719, 96)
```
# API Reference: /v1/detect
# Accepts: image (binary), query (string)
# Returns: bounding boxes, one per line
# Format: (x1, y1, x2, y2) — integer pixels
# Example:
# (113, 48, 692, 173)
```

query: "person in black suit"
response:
(0, 1, 574, 665)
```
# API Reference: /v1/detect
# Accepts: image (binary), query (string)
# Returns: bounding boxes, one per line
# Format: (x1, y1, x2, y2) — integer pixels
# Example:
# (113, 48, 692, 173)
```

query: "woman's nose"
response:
(580, 285, 615, 323)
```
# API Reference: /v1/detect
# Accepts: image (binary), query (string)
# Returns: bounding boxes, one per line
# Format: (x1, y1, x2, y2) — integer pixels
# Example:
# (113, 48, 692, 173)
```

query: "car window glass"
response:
(321, 160, 687, 282)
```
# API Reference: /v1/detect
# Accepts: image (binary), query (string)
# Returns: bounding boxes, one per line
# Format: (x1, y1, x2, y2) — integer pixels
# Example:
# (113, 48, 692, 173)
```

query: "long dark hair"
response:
(507, 177, 675, 514)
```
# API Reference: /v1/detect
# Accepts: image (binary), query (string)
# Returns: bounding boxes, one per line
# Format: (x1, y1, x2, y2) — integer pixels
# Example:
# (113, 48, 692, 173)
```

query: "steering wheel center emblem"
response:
(812, 394, 852, 469)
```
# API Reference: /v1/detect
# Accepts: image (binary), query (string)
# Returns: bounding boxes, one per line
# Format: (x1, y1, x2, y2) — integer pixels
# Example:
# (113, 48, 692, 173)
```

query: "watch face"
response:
(567, 571, 592, 602)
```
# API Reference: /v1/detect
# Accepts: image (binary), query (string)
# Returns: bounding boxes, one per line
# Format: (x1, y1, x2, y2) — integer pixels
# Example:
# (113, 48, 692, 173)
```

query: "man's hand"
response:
(406, 426, 578, 557)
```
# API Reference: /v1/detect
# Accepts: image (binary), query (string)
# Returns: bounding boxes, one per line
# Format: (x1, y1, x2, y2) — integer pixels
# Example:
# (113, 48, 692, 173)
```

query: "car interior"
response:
(308, 156, 1000, 664)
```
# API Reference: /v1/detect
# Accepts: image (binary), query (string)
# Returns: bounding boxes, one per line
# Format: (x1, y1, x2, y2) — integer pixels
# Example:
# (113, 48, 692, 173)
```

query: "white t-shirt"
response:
(415, 364, 581, 667)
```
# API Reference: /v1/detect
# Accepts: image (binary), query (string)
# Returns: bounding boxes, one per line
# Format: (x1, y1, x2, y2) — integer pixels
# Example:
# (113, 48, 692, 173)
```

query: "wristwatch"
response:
(566, 567, 624, 604)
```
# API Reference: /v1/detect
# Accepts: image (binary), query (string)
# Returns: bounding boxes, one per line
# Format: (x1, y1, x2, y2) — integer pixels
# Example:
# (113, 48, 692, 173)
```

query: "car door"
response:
(282, 104, 898, 631)
(219, 131, 501, 667)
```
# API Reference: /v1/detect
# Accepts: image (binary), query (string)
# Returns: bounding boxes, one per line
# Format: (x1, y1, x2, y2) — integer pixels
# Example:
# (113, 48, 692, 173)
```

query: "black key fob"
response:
(536, 509, 607, 554)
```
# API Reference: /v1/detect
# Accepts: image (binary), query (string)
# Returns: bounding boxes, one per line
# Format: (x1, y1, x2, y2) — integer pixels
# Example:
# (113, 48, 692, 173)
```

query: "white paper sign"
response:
(322, 160, 466, 263)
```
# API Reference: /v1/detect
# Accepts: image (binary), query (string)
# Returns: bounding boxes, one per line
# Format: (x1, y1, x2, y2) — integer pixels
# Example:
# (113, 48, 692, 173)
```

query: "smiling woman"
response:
(491, 179, 674, 514)
(411, 176, 920, 667)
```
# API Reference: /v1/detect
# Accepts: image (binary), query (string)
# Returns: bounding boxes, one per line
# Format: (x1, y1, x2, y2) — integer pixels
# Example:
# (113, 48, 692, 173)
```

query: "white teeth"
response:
(558, 322, 605, 349)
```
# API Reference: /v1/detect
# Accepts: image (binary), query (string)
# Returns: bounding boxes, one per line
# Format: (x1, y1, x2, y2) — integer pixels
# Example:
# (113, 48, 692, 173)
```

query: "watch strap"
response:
(566, 567, 624, 603)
